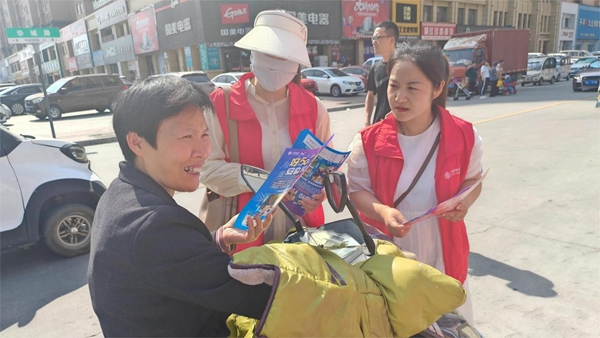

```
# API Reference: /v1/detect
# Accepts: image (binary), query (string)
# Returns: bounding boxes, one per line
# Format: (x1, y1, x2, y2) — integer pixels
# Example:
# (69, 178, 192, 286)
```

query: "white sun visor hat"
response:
(235, 10, 311, 68)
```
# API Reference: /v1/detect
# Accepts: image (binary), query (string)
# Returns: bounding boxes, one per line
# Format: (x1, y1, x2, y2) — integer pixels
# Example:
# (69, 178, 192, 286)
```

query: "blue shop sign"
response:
(576, 5, 600, 40)
(93, 50, 105, 66)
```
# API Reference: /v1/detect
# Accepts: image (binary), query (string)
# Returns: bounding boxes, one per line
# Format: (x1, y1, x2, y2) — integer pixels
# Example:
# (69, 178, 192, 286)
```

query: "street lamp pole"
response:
(32, 43, 56, 138)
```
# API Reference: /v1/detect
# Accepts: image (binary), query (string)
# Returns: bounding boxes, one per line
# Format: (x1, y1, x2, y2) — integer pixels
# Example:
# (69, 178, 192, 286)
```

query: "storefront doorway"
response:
(222, 47, 250, 72)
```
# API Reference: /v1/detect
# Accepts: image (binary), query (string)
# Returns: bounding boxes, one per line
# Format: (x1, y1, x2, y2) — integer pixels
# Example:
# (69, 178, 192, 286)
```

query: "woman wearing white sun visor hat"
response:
(199, 10, 331, 251)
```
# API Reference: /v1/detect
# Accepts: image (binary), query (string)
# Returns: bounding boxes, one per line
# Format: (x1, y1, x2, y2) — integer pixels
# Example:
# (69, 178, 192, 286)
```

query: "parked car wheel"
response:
(44, 204, 94, 257)
(10, 102, 25, 115)
(330, 84, 341, 97)
(555, 75, 560, 82)
(565, 74, 570, 80)
(49, 105, 62, 119)
(537, 78, 544, 86)
(108, 101, 116, 113)
(521, 82, 526, 87)
(550, 76, 554, 84)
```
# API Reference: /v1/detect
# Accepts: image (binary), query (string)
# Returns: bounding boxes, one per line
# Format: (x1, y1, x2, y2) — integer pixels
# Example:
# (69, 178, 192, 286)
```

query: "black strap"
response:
(393, 132, 441, 208)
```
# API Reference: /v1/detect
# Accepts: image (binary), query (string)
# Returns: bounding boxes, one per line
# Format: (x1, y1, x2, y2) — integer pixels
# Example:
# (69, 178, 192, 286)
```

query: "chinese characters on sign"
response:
(283, 11, 330, 26)
(220, 27, 251, 37)
(421, 22, 456, 40)
(165, 18, 192, 36)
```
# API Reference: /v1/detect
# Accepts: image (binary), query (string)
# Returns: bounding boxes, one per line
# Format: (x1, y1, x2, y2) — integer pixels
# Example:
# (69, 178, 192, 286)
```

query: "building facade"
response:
(1, 0, 599, 85)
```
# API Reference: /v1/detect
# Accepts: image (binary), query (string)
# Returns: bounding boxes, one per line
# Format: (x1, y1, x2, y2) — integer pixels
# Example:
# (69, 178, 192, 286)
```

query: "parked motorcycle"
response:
(240, 165, 484, 338)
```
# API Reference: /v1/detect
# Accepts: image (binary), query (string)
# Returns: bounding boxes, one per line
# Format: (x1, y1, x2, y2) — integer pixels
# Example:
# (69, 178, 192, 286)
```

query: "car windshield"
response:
(0, 87, 15, 95)
(46, 78, 69, 93)
(527, 61, 542, 71)
(443, 49, 474, 66)
(576, 57, 596, 64)
(325, 68, 351, 77)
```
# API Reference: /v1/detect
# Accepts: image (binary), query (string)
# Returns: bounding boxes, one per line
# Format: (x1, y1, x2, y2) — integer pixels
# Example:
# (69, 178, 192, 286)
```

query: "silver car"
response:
(211, 72, 246, 90)
(572, 60, 600, 92)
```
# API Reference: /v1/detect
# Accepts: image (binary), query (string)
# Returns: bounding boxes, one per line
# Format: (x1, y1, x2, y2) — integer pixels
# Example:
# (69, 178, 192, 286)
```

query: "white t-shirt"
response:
(346, 116, 483, 272)
(480, 65, 490, 79)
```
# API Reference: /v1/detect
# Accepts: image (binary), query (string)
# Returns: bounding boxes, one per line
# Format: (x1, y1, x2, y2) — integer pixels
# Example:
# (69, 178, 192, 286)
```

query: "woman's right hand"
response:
(381, 207, 412, 238)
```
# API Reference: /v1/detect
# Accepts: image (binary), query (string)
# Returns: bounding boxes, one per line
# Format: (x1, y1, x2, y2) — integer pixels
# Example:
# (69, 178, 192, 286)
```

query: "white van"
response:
(521, 57, 557, 86)
(548, 54, 572, 81)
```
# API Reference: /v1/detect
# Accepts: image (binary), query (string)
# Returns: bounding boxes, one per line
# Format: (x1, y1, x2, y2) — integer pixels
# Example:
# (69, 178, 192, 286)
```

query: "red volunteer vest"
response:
(360, 106, 475, 283)
(210, 72, 325, 252)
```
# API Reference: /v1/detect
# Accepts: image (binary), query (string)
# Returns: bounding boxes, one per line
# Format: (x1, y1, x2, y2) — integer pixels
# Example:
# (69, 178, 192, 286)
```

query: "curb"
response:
(75, 104, 366, 147)
(327, 104, 364, 113)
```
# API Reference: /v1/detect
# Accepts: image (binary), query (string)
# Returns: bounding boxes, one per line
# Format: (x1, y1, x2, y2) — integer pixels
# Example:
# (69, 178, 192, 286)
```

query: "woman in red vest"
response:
(200, 11, 331, 251)
(346, 42, 484, 324)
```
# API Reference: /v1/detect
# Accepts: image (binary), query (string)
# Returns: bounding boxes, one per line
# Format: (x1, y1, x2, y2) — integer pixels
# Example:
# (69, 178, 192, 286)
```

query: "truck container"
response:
(443, 29, 529, 82)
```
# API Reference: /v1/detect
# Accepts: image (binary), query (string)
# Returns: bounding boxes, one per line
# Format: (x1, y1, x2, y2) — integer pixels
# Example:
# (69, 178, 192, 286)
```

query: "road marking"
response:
(473, 96, 596, 125)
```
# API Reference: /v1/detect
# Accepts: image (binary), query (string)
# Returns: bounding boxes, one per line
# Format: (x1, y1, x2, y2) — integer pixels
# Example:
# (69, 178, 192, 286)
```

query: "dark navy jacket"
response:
(88, 162, 271, 337)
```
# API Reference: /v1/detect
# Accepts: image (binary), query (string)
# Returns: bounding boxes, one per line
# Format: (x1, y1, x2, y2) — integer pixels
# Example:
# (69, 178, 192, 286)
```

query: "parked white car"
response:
(559, 50, 593, 63)
(301, 67, 363, 97)
(0, 127, 106, 256)
(0, 103, 11, 124)
(547, 54, 572, 81)
(362, 56, 383, 69)
(522, 57, 557, 86)
(211, 72, 246, 89)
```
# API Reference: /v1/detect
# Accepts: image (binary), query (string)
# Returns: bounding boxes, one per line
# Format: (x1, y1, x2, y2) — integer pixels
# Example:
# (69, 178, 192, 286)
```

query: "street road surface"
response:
(1, 81, 599, 337)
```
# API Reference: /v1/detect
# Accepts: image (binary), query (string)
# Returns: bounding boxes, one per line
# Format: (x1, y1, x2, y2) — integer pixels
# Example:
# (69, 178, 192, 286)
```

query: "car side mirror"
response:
(322, 75, 330, 79)
(230, 81, 236, 84)
(59, 87, 68, 94)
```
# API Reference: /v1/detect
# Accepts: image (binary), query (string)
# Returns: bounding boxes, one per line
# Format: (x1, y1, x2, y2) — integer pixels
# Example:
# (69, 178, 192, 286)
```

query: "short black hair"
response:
(375, 21, 399, 40)
(112, 75, 214, 162)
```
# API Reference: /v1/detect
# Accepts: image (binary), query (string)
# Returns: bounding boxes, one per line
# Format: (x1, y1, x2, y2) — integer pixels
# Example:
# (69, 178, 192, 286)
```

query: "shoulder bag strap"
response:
(394, 132, 441, 208)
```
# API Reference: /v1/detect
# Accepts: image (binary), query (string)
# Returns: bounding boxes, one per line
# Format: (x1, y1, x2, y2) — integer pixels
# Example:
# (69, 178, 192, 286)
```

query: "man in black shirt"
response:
(365, 21, 399, 126)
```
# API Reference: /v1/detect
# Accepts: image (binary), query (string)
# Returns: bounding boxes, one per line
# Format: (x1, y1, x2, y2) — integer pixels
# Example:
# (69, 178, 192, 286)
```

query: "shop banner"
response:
(201, 1, 342, 45)
(392, 0, 421, 36)
(421, 22, 456, 40)
(68, 57, 79, 71)
(155, 0, 205, 51)
(129, 6, 160, 55)
(102, 35, 135, 64)
(42, 59, 61, 74)
(73, 34, 91, 56)
(96, 0, 128, 30)
(577, 5, 600, 40)
(184, 46, 193, 69)
(76, 53, 94, 70)
(93, 50, 105, 66)
(18, 45, 35, 62)
(200, 43, 222, 70)
(221, 3, 250, 24)
(71, 19, 87, 37)
(342, 0, 391, 39)
(60, 26, 73, 42)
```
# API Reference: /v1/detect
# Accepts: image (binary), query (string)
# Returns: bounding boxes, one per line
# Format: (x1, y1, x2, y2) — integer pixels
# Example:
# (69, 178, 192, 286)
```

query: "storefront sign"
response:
(221, 4, 249, 24)
(421, 22, 456, 40)
(200, 43, 222, 70)
(155, 0, 205, 50)
(68, 57, 79, 71)
(93, 0, 113, 11)
(201, 1, 341, 45)
(342, 0, 391, 38)
(93, 50, 105, 66)
(60, 26, 73, 42)
(73, 34, 91, 56)
(184, 46, 193, 68)
(129, 6, 160, 55)
(76, 53, 94, 69)
(96, 0, 128, 30)
(71, 19, 87, 37)
(42, 59, 61, 74)
(392, 0, 421, 36)
(102, 35, 135, 64)
(576, 5, 600, 40)
(18, 45, 35, 62)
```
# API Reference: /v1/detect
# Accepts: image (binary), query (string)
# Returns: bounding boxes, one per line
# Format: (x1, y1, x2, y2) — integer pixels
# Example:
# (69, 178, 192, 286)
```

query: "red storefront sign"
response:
(129, 6, 160, 54)
(421, 22, 456, 41)
(68, 57, 79, 71)
(220, 4, 250, 25)
(342, 0, 391, 39)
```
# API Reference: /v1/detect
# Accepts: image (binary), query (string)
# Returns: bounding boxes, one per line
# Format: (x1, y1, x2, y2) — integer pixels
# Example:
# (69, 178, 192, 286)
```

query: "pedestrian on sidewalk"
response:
(365, 21, 399, 126)
(489, 62, 498, 97)
(345, 42, 484, 325)
(199, 10, 331, 252)
(480, 61, 490, 99)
